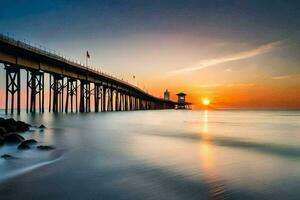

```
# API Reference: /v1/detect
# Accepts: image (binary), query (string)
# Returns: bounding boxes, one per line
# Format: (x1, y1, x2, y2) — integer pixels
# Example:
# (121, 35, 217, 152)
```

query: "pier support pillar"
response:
(94, 84, 101, 112)
(65, 79, 78, 113)
(124, 94, 128, 111)
(5, 64, 21, 114)
(115, 90, 119, 111)
(49, 74, 64, 113)
(79, 81, 90, 112)
(110, 88, 113, 111)
(102, 86, 107, 112)
(27, 70, 44, 113)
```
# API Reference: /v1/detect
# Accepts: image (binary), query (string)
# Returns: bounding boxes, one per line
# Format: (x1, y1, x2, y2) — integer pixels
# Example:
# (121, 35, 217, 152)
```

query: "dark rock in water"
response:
(0, 118, 6, 128)
(4, 133, 25, 143)
(0, 136, 3, 145)
(22, 139, 38, 145)
(0, 126, 7, 136)
(37, 145, 55, 150)
(18, 142, 30, 150)
(39, 124, 46, 129)
(4, 118, 18, 132)
(0, 118, 31, 134)
(18, 139, 37, 150)
(16, 121, 30, 132)
(1, 154, 13, 159)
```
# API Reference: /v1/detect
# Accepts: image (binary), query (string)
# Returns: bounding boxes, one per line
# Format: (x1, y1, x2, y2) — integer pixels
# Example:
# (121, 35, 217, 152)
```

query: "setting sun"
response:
(202, 98, 210, 106)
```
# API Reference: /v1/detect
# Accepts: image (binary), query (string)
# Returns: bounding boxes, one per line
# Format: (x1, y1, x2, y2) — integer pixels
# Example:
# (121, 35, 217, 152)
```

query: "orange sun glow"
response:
(202, 98, 210, 106)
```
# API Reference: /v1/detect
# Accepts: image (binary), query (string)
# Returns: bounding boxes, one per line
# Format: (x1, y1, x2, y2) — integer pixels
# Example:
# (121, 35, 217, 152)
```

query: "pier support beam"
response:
(109, 88, 113, 111)
(65, 79, 78, 113)
(5, 64, 20, 114)
(107, 87, 111, 111)
(115, 90, 119, 111)
(94, 84, 102, 112)
(124, 93, 128, 111)
(79, 81, 90, 112)
(27, 70, 44, 113)
(49, 74, 64, 112)
(102, 86, 107, 112)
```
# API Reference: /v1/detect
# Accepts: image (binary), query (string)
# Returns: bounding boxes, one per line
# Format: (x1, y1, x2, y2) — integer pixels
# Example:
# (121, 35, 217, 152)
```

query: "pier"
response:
(0, 34, 176, 114)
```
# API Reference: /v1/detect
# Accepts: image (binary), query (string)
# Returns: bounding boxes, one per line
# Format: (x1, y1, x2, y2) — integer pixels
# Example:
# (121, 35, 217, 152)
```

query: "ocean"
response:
(1, 110, 300, 200)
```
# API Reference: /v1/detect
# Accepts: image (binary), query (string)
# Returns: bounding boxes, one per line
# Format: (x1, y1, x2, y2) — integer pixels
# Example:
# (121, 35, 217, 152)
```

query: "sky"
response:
(1, 0, 300, 109)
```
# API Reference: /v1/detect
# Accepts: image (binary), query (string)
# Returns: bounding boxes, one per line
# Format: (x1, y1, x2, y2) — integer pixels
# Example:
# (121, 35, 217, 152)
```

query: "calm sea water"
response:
(1, 110, 300, 200)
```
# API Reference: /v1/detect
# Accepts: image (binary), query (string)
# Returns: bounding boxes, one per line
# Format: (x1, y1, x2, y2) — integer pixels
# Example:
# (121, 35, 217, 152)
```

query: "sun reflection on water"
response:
(199, 110, 228, 199)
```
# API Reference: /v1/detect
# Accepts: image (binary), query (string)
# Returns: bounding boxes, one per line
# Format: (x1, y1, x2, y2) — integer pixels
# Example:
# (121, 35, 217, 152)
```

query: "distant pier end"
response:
(176, 92, 192, 109)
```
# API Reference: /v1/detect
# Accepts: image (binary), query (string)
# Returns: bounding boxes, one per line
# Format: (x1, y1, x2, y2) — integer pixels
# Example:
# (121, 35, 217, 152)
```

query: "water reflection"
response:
(199, 110, 227, 199)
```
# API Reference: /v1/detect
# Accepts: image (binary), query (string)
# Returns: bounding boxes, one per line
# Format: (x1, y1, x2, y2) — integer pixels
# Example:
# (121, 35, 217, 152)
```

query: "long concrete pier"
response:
(0, 34, 176, 114)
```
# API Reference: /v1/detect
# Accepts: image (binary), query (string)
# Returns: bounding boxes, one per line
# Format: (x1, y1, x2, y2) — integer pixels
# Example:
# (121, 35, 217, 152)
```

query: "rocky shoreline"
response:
(0, 117, 54, 158)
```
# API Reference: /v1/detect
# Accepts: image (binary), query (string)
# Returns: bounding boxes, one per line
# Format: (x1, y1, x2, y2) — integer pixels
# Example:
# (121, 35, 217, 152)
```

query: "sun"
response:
(202, 98, 210, 106)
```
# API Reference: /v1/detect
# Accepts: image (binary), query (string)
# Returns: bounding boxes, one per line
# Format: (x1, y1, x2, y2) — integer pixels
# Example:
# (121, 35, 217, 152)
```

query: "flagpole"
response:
(86, 54, 88, 68)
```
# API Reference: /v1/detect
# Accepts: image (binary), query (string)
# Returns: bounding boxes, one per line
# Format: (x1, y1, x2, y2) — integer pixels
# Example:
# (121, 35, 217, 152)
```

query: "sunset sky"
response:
(1, 0, 300, 109)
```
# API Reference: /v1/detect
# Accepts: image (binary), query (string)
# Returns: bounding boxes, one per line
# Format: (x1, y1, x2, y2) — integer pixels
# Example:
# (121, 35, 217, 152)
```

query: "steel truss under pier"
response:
(49, 74, 64, 113)
(65, 79, 78, 113)
(4, 64, 20, 114)
(27, 70, 44, 113)
(79, 81, 91, 113)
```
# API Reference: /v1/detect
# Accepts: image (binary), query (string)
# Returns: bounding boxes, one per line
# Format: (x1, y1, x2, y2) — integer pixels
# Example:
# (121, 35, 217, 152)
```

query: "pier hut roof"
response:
(176, 92, 186, 96)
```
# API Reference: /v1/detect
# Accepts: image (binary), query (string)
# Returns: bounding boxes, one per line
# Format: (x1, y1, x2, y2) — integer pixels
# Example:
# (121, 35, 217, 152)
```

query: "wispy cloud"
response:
(272, 74, 300, 80)
(168, 40, 286, 75)
(271, 75, 291, 80)
(197, 83, 255, 88)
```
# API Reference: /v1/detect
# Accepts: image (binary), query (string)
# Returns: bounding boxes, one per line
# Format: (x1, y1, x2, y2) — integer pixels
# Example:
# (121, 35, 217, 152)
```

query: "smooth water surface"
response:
(1, 110, 300, 200)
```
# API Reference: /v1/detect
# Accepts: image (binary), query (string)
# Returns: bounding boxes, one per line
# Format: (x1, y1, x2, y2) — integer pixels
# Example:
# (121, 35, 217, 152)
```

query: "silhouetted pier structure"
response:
(176, 92, 191, 109)
(0, 33, 176, 114)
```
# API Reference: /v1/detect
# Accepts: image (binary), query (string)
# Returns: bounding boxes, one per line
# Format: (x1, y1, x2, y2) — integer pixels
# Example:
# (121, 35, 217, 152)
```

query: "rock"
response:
(0, 136, 3, 145)
(3, 133, 25, 143)
(0, 118, 5, 126)
(0, 118, 31, 134)
(0, 126, 7, 136)
(39, 124, 46, 129)
(1, 154, 13, 159)
(16, 121, 30, 132)
(4, 118, 17, 132)
(37, 145, 55, 150)
(22, 139, 38, 145)
(18, 142, 30, 150)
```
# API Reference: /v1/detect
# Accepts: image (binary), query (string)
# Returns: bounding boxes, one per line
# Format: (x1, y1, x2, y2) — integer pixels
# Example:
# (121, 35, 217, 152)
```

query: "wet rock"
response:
(39, 124, 46, 129)
(4, 118, 18, 132)
(16, 121, 31, 132)
(18, 142, 30, 150)
(0, 118, 31, 134)
(37, 145, 55, 150)
(22, 139, 38, 145)
(0, 136, 3, 145)
(1, 154, 13, 159)
(4, 133, 25, 143)
(0, 126, 7, 136)
(0, 118, 6, 126)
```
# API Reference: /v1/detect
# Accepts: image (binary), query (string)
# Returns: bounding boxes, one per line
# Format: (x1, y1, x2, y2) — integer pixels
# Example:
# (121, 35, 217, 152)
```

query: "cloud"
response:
(168, 40, 286, 75)
(271, 75, 291, 80)
(197, 83, 255, 88)
(272, 74, 300, 80)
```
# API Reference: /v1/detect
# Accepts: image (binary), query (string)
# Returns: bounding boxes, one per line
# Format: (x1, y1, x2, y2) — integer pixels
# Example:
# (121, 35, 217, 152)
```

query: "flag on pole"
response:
(86, 51, 90, 59)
